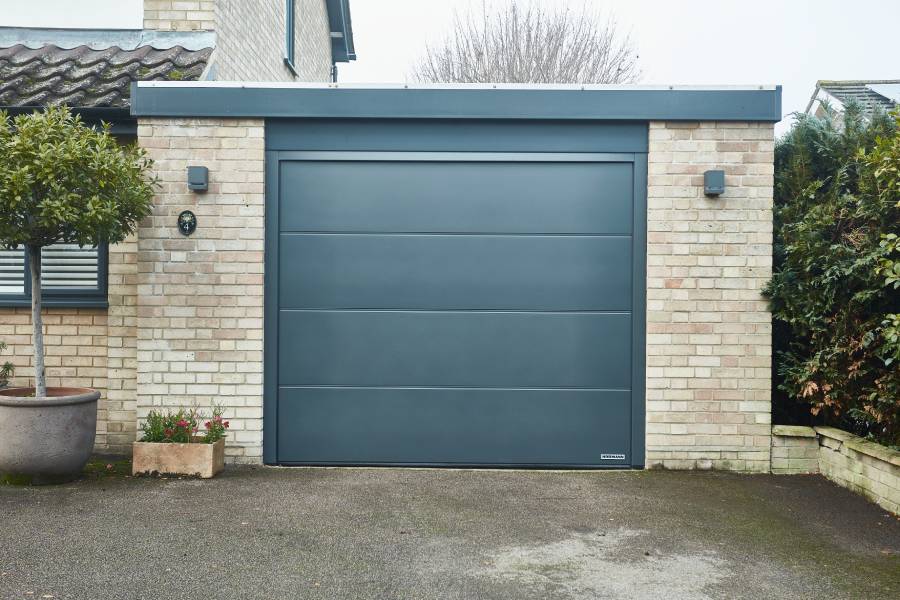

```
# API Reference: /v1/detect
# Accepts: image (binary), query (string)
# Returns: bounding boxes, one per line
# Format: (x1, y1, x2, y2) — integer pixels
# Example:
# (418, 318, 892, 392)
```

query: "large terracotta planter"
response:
(0, 387, 100, 484)
(132, 439, 225, 478)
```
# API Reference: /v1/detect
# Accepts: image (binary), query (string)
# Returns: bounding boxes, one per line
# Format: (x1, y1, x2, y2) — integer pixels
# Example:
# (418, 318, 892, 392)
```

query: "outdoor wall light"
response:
(704, 170, 725, 197)
(187, 166, 209, 192)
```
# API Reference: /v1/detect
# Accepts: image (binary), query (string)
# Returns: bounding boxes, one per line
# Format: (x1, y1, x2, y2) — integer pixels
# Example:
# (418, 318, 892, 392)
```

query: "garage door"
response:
(264, 120, 646, 467)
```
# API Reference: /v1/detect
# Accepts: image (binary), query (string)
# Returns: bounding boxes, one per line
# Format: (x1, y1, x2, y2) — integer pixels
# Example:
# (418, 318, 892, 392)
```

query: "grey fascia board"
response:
(131, 83, 782, 121)
(1, 105, 135, 135)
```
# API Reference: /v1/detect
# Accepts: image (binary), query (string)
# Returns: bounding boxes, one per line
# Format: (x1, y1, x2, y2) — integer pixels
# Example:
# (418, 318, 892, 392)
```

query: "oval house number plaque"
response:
(178, 210, 197, 236)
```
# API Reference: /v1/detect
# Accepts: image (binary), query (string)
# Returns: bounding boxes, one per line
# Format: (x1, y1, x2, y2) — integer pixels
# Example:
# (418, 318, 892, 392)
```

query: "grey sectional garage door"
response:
(265, 120, 646, 467)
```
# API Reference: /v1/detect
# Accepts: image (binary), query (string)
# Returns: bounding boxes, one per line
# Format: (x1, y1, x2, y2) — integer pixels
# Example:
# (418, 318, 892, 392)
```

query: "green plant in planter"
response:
(0, 341, 13, 388)
(140, 406, 230, 443)
(0, 107, 155, 396)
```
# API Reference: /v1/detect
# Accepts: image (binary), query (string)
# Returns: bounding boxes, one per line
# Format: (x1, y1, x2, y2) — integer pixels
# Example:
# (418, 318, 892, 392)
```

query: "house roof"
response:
(0, 41, 212, 109)
(806, 79, 900, 116)
(326, 0, 356, 63)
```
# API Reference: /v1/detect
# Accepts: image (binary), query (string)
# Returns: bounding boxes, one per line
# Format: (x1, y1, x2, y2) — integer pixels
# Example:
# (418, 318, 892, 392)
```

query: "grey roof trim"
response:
(131, 82, 782, 122)
(0, 27, 216, 51)
(325, 0, 355, 62)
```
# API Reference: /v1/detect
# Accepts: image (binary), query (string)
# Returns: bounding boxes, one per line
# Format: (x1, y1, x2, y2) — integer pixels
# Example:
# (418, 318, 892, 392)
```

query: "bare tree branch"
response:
(412, 1, 641, 84)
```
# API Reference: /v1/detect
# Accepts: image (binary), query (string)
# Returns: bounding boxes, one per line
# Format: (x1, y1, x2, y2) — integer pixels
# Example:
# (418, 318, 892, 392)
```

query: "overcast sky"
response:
(2, 0, 898, 133)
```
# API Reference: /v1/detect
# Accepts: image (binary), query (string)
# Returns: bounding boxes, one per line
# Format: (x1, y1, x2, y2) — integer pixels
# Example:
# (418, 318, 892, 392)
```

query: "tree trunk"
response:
(29, 245, 46, 398)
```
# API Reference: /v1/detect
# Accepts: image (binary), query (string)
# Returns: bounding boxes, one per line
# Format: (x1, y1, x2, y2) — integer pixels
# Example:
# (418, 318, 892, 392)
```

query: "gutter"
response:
(1, 105, 136, 135)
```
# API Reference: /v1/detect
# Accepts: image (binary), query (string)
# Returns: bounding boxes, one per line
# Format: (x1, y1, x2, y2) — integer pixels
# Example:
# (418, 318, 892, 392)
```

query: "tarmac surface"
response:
(2, 465, 899, 599)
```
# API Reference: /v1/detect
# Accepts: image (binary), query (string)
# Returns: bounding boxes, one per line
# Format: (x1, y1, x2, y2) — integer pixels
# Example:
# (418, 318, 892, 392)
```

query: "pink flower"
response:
(204, 421, 211, 429)
(164, 428, 173, 437)
(176, 419, 189, 428)
(223, 421, 230, 428)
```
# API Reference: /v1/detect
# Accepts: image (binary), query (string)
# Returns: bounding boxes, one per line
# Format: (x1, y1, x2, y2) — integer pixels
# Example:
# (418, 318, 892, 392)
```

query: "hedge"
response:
(766, 105, 900, 445)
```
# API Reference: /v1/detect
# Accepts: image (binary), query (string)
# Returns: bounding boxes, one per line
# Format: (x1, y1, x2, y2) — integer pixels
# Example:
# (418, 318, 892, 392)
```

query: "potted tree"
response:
(0, 107, 155, 484)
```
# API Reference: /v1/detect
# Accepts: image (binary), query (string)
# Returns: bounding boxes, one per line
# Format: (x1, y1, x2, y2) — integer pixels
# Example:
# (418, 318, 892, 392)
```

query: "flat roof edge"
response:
(130, 83, 783, 122)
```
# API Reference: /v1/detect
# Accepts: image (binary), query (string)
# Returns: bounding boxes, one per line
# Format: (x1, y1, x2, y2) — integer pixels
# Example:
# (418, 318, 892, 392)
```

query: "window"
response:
(284, 0, 297, 75)
(0, 244, 108, 307)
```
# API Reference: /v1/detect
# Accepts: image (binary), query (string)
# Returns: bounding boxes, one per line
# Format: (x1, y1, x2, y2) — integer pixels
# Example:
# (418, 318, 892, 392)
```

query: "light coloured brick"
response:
(135, 117, 265, 463)
(646, 121, 774, 472)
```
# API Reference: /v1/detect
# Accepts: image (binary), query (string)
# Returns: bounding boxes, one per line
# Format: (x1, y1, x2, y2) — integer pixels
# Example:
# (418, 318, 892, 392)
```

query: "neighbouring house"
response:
(805, 79, 900, 119)
(0, 0, 354, 453)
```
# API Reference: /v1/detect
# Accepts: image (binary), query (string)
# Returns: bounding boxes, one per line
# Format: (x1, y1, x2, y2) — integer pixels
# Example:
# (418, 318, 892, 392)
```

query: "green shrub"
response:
(0, 341, 13, 388)
(139, 406, 229, 444)
(766, 105, 900, 445)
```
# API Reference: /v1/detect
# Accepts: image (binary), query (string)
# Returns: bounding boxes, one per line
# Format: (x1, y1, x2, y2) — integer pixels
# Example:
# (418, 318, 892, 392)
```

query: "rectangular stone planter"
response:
(132, 439, 225, 478)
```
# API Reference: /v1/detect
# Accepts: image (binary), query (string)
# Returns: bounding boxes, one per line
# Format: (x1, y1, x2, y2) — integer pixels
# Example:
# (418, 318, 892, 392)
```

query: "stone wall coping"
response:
(772, 425, 817, 438)
(814, 426, 858, 443)
(815, 426, 900, 467)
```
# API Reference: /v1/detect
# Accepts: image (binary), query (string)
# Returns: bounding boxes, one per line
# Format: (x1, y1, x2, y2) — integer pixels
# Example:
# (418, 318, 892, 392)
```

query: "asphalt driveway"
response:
(2, 466, 899, 599)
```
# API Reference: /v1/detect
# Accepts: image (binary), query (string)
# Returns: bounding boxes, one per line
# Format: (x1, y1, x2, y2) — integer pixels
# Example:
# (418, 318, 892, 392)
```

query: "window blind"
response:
(0, 244, 104, 302)
(0, 249, 25, 295)
(39, 244, 100, 289)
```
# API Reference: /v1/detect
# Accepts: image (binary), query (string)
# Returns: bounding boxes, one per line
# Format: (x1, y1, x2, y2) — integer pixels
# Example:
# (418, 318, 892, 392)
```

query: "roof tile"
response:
(0, 43, 212, 108)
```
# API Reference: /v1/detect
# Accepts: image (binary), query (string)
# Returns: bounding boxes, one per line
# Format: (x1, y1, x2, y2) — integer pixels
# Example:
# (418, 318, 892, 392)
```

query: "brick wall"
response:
(771, 425, 819, 474)
(105, 236, 140, 451)
(144, 0, 215, 31)
(645, 121, 775, 472)
(0, 308, 113, 448)
(211, 0, 331, 81)
(136, 118, 265, 463)
(143, 1, 332, 82)
(817, 427, 900, 516)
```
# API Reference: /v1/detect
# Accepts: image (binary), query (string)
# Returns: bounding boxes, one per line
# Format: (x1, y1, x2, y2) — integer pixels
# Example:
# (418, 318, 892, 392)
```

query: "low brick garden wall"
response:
(771, 425, 819, 474)
(772, 425, 900, 515)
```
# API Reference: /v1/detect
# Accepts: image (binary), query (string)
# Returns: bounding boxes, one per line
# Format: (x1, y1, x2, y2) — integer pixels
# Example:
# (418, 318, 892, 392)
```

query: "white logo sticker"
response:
(600, 453, 626, 461)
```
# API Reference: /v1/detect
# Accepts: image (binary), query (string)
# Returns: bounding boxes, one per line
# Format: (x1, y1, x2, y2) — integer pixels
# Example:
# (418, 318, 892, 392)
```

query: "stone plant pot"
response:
(132, 438, 225, 479)
(0, 387, 100, 484)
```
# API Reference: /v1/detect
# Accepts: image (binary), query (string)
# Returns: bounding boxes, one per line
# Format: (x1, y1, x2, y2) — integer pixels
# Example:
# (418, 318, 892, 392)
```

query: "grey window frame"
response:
(284, 0, 297, 75)
(0, 244, 109, 308)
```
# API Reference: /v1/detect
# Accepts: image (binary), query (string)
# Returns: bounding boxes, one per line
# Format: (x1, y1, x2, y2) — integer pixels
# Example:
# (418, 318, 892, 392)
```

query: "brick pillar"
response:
(136, 118, 265, 463)
(645, 121, 775, 472)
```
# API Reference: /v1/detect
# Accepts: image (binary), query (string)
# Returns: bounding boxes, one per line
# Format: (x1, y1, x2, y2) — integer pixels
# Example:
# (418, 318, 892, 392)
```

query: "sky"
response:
(2, 0, 899, 134)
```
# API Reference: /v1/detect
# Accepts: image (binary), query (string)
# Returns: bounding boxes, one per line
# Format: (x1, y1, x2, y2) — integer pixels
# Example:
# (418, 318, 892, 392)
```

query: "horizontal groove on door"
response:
(279, 385, 632, 391)
(279, 232, 635, 237)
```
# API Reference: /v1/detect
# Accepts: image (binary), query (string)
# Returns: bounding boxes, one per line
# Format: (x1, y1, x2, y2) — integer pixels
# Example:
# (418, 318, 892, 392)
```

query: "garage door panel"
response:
(279, 233, 632, 311)
(279, 161, 633, 234)
(277, 388, 631, 465)
(278, 310, 631, 389)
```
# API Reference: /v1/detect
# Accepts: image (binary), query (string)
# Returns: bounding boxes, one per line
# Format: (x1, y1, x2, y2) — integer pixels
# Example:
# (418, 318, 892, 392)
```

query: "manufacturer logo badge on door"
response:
(601, 453, 626, 461)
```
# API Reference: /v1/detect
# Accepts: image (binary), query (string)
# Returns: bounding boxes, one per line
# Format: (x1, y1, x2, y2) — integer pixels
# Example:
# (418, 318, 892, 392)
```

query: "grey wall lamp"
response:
(187, 166, 209, 192)
(704, 169, 725, 197)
